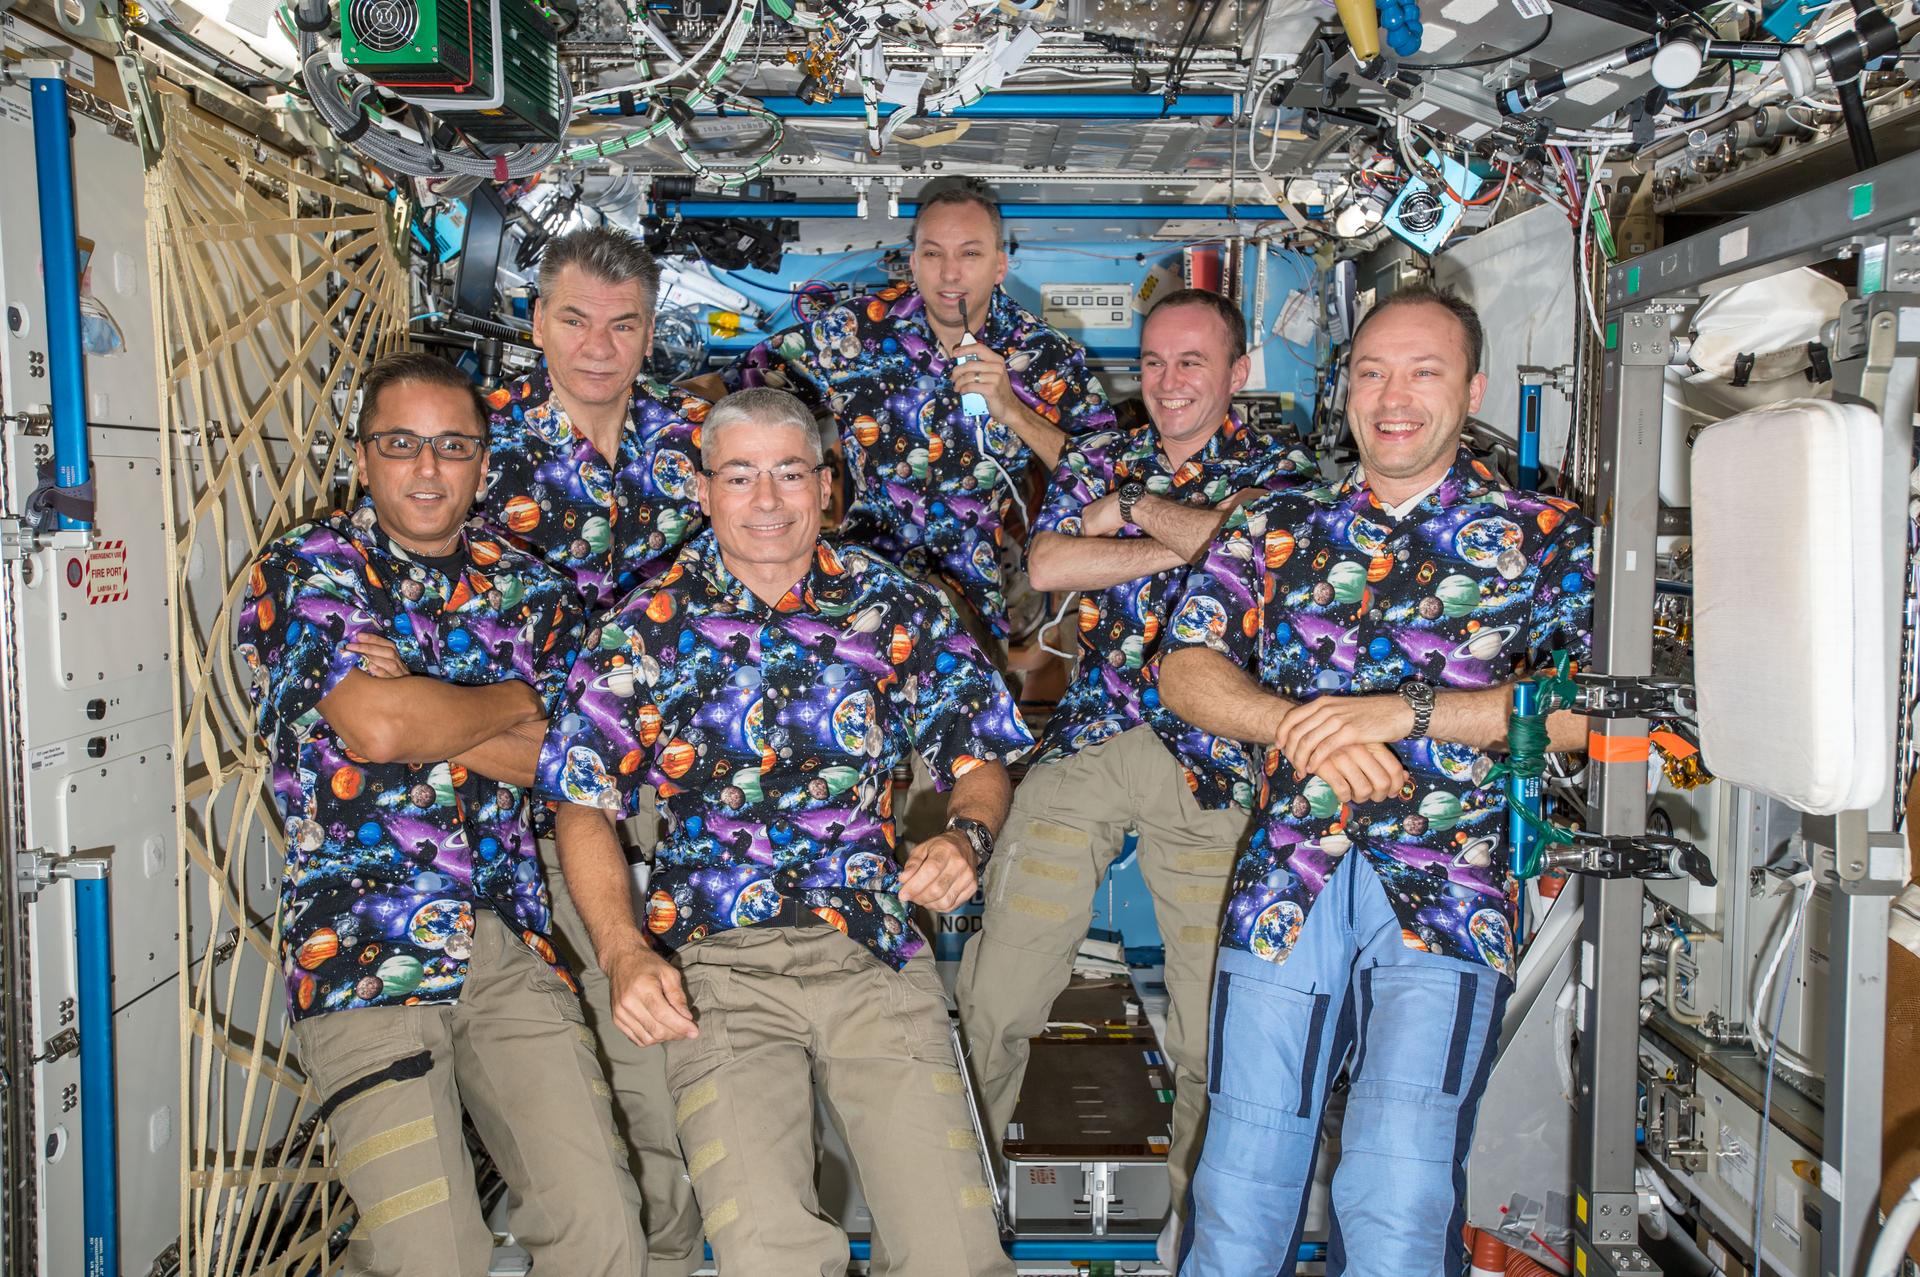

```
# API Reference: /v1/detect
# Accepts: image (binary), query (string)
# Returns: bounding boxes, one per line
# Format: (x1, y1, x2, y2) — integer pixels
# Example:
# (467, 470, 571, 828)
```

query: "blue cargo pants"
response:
(1179, 852, 1511, 1277)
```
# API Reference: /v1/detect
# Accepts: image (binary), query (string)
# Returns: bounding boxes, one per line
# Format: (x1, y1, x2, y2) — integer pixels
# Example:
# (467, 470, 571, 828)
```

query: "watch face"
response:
(951, 819, 991, 860)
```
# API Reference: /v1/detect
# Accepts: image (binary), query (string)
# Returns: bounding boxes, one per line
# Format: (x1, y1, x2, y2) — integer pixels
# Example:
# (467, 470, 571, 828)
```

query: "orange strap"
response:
(1589, 731, 1650, 762)
(1650, 728, 1699, 760)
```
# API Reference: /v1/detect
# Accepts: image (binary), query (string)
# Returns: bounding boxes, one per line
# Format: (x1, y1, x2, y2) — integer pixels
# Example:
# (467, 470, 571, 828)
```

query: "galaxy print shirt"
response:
(237, 500, 585, 1024)
(480, 363, 709, 615)
(724, 284, 1115, 635)
(1164, 449, 1594, 976)
(538, 530, 1034, 969)
(1031, 414, 1317, 811)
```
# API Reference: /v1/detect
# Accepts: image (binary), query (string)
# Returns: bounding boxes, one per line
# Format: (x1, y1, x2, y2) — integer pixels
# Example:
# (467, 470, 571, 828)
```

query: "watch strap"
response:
(1401, 683, 1435, 739)
(947, 816, 994, 865)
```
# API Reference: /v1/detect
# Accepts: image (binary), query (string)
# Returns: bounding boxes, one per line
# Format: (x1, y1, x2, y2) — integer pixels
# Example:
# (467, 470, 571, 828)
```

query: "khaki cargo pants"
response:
(291, 910, 647, 1277)
(540, 823, 706, 1277)
(663, 924, 1013, 1277)
(954, 724, 1251, 1218)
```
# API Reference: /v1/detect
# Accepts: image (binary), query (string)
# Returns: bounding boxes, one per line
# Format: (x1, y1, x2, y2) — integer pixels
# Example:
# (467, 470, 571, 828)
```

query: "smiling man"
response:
(236, 352, 646, 1276)
(1155, 286, 1595, 1277)
(956, 289, 1317, 1255)
(724, 181, 1114, 640)
(540, 387, 1032, 1274)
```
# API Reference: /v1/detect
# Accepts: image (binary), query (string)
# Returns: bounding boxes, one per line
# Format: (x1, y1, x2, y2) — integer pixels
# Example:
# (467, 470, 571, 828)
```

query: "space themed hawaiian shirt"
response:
(538, 529, 1034, 969)
(1031, 413, 1318, 811)
(237, 499, 586, 1024)
(480, 363, 710, 615)
(724, 283, 1115, 635)
(1164, 449, 1594, 977)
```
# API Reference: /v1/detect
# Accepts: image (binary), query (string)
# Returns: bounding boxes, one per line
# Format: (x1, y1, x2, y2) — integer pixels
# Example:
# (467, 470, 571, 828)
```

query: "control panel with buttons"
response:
(1040, 284, 1134, 330)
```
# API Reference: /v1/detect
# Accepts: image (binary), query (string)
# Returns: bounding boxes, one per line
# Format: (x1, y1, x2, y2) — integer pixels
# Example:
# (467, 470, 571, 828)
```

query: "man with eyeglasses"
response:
(236, 352, 648, 1276)
(720, 180, 1114, 643)
(478, 224, 711, 1274)
(541, 386, 1031, 1274)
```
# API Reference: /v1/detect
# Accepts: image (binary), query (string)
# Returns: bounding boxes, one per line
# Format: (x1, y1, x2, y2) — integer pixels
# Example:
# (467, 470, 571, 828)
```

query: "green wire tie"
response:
(1482, 651, 1580, 880)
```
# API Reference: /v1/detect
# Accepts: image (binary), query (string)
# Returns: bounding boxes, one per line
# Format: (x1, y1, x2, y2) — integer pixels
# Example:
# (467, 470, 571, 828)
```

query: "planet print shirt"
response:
(724, 284, 1115, 634)
(1163, 449, 1594, 976)
(1030, 413, 1318, 811)
(236, 499, 586, 1023)
(480, 362, 709, 615)
(538, 529, 1034, 969)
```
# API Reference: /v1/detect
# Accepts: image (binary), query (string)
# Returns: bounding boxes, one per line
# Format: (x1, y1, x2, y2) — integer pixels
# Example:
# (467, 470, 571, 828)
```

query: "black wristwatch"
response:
(947, 816, 996, 869)
(1117, 481, 1147, 527)
(1399, 679, 1437, 739)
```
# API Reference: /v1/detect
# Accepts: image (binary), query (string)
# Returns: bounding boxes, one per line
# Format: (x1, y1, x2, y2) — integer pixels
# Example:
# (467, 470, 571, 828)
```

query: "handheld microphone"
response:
(955, 297, 990, 418)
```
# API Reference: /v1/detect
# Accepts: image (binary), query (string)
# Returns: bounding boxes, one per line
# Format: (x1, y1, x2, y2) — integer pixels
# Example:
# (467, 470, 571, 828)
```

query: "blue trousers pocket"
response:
(1207, 970, 1330, 1131)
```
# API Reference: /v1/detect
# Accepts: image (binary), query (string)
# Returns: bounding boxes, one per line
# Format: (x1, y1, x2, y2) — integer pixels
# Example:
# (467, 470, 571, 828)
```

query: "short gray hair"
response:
(538, 226, 662, 313)
(701, 388, 825, 467)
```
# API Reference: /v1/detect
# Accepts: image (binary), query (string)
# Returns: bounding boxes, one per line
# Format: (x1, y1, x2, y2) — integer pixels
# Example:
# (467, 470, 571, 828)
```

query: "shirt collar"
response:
(1339, 446, 1505, 519)
(1191, 410, 1250, 464)
(521, 359, 648, 447)
(1377, 476, 1446, 521)
(680, 529, 854, 616)
(899, 285, 1018, 353)
(346, 496, 472, 572)
(1130, 408, 1248, 479)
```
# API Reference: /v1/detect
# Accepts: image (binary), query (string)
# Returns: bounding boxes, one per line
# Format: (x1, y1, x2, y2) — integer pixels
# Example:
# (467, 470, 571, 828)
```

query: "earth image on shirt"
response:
(731, 878, 783, 926)
(1469, 906, 1514, 976)
(1250, 899, 1307, 963)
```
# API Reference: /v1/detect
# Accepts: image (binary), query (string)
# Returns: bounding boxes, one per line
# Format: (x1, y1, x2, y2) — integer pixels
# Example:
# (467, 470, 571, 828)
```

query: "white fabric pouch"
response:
(1691, 397, 1887, 814)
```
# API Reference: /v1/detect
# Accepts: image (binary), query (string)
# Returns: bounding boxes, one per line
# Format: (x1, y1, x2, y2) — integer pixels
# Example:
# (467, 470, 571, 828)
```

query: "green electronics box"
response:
(340, 0, 563, 142)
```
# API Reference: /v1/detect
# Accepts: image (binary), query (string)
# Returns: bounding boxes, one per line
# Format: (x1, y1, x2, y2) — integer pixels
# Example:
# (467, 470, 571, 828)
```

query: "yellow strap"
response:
(357, 1178, 451, 1233)
(337, 1116, 437, 1178)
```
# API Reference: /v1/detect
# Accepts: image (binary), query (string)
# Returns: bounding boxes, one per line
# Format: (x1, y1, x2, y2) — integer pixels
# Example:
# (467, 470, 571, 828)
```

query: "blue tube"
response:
(1517, 381, 1542, 492)
(605, 91, 1237, 119)
(706, 1239, 1329, 1262)
(71, 861, 117, 1277)
(1509, 681, 1542, 880)
(30, 68, 92, 533)
(906, 202, 1287, 221)
(658, 200, 1291, 222)
(659, 200, 864, 218)
(706, 332, 1143, 360)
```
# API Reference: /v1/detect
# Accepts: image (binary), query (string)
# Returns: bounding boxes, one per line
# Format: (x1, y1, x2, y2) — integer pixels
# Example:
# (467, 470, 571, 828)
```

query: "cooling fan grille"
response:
(1398, 189, 1445, 233)
(347, 0, 420, 53)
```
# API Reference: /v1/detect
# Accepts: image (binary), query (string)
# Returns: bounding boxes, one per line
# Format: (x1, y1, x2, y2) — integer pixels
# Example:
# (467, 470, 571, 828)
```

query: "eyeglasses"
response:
(700, 463, 829, 494)
(364, 430, 486, 462)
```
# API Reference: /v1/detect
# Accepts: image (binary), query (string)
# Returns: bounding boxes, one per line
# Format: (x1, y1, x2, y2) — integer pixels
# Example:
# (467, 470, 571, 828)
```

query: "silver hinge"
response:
(14, 846, 56, 898)
(3, 407, 52, 436)
(34, 1027, 79, 1064)
(0, 517, 92, 563)
(0, 516, 34, 563)
(14, 846, 111, 899)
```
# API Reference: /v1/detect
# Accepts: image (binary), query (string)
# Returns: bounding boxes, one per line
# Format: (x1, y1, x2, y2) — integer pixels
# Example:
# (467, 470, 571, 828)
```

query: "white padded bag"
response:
(1691, 397, 1888, 814)
(1682, 268, 1845, 413)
